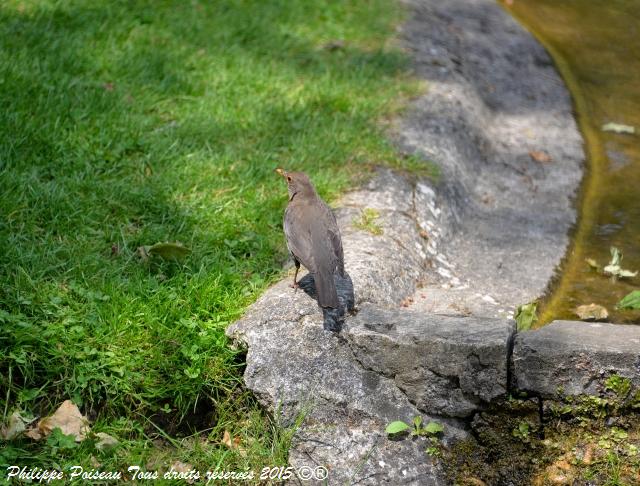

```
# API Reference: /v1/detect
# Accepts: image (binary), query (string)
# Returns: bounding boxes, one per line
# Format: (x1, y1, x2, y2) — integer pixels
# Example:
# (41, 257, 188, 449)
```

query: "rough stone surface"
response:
(512, 321, 640, 397)
(336, 169, 429, 307)
(289, 419, 448, 486)
(399, 0, 584, 319)
(227, 167, 464, 485)
(226, 0, 591, 483)
(347, 305, 515, 418)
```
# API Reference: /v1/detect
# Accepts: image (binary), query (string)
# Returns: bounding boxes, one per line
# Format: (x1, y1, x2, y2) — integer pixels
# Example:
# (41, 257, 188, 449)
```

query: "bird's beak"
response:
(274, 167, 287, 178)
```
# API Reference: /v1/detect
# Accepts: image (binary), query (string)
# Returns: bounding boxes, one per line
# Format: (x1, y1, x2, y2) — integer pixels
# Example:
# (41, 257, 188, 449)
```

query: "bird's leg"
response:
(290, 259, 300, 291)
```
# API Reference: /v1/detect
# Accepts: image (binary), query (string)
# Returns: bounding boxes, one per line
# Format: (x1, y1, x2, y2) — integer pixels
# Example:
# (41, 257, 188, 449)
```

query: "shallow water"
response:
(501, 0, 640, 325)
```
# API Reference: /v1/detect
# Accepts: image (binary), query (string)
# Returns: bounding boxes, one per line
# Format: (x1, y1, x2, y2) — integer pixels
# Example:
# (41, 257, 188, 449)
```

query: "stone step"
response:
(347, 304, 515, 418)
(512, 320, 640, 398)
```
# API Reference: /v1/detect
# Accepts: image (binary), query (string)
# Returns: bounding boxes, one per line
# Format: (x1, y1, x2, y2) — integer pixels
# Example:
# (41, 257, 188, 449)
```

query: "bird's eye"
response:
(287, 176, 292, 182)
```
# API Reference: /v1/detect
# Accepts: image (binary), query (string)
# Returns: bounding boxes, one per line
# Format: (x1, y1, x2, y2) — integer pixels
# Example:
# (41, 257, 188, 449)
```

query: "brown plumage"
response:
(276, 168, 345, 310)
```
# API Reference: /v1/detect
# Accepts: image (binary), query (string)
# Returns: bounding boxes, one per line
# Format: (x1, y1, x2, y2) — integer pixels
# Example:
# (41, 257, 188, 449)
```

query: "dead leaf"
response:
(582, 444, 594, 465)
(601, 122, 635, 134)
(221, 430, 247, 457)
(221, 429, 232, 447)
(103, 83, 115, 92)
(461, 478, 487, 486)
(136, 245, 150, 261)
(146, 242, 191, 260)
(1, 411, 35, 440)
(171, 461, 193, 473)
(538, 456, 576, 485)
(401, 297, 414, 307)
(603, 246, 637, 279)
(481, 193, 494, 205)
(321, 39, 345, 51)
(170, 461, 197, 484)
(585, 258, 600, 271)
(95, 432, 119, 451)
(575, 303, 608, 321)
(529, 150, 552, 164)
(25, 400, 90, 442)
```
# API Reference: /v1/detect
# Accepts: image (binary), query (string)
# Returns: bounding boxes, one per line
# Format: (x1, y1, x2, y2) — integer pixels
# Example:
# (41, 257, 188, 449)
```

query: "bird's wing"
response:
(323, 205, 345, 277)
(310, 219, 340, 308)
(284, 199, 341, 309)
(284, 203, 315, 272)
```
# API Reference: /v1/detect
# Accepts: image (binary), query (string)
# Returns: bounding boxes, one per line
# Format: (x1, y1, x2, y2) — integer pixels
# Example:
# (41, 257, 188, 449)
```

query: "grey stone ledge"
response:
(347, 304, 515, 418)
(512, 320, 640, 397)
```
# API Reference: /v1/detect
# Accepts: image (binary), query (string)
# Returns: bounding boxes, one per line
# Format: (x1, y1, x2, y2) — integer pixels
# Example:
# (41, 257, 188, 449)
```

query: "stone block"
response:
(512, 320, 640, 397)
(347, 304, 515, 418)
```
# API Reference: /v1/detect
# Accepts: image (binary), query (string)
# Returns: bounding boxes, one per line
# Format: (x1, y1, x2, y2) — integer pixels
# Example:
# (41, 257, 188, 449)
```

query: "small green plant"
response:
(602, 451, 625, 485)
(384, 417, 445, 457)
(385, 420, 410, 435)
(426, 445, 441, 457)
(385, 416, 444, 457)
(511, 421, 531, 443)
(353, 208, 384, 236)
(576, 395, 610, 421)
(385, 416, 444, 437)
(617, 290, 640, 310)
(514, 301, 538, 331)
(605, 375, 632, 399)
(413, 416, 445, 436)
(598, 427, 629, 451)
(46, 428, 79, 453)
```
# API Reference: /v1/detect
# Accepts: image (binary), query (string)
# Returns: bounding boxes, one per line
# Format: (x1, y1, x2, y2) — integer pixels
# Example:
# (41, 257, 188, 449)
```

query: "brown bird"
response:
(276, 168, 348, 331)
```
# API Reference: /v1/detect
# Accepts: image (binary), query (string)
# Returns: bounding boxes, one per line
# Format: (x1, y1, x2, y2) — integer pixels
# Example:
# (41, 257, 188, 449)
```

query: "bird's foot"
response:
(289, 281, 299, 292)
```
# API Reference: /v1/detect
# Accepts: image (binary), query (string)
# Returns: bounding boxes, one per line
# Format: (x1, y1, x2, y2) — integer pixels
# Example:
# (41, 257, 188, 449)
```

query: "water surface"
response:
(501, 0, 640, 325)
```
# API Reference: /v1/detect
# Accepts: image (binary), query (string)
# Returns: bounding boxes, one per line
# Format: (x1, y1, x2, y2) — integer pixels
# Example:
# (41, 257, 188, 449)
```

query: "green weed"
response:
(605, 375, 632, 399)
(353, 208, 384, 235)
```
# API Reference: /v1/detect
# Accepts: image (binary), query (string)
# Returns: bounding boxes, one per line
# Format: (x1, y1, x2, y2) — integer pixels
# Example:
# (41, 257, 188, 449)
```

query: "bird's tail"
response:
(317, 271, 343, 332)
(315, 268, 339, 309)
(319, 272, 354, 333)
(323, 306, 344, 333)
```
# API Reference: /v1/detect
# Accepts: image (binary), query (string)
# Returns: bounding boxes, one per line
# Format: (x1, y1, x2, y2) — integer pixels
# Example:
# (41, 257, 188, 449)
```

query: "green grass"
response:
(0, 0, 424, 479)
(352, 208, 384, 236)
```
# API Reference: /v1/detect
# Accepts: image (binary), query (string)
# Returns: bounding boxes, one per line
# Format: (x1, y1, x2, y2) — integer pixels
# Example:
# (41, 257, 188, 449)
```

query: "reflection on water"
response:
(501, 0, 640, 325)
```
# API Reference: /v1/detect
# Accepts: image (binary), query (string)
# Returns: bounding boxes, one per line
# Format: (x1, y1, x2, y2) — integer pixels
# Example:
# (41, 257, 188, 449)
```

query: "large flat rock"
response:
(227, 291, 466, 485)
(347, 305, 515, 418)
(227, 168, 462, 485)
(399, 0, 584, 319)
(512, 321, 640, 397)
